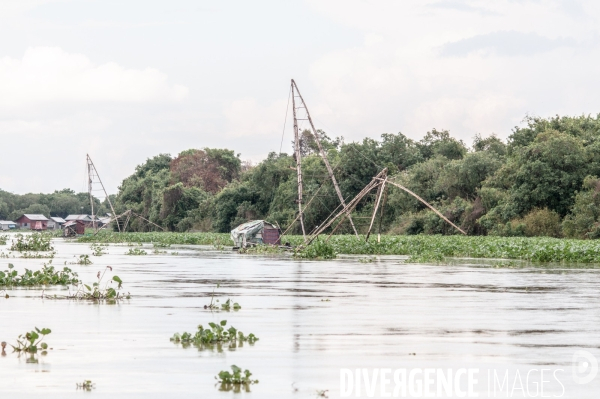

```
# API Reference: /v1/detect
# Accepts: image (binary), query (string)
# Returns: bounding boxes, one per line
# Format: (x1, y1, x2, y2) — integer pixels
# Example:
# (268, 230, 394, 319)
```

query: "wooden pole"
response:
(382, 179, 467, 235)
(291, 80, 306, 240)
(365, 178, 386, 242)
(291, 80, 359, 238)
(305, 169, 388, 245)
(87, 154, 121, 232)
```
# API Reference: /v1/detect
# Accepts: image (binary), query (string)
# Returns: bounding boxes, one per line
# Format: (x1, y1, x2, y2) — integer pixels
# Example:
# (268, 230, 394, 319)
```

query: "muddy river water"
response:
(1, 238, 599, 398)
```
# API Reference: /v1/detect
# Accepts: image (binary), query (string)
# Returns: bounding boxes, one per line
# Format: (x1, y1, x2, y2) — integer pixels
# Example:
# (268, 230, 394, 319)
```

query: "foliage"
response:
(170, 320, 258, 350)
(520, 208, 562, 237)
(78, 230, 600, 263)
(0, 262, 79, 287)
(239, 244, 284, 255)
(11, 327, 51, 354)
(562, 175, 600, 238)
(216, 365, 259, 386)
(76, 380, 95, 391)
(0, 187, 105, 220)
(125, 248, 147, 256)
(67, 266, 129, 301)
(10, 114, 600, 239)
(221, 298, 241, 311)
(294, 239, 337, 259)
(72, 254, 92, 265)
(10, 233, 54, 252)
(91, 243, 108, 256)
(407, 251, 444, 263)
(0, 235, 7, 245)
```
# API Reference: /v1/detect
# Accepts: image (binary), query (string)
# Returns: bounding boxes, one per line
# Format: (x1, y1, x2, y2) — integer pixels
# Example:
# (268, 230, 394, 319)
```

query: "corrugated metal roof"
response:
(0, 220, 16, 225)
(23, 214, 49, 221)
(65, 214, 92, 221)
(49, 216, 66, 223)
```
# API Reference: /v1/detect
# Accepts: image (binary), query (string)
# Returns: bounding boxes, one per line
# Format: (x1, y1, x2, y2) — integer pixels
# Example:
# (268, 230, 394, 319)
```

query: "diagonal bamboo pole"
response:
(365, 178, 386, 242)
(381, 178, 467, 235)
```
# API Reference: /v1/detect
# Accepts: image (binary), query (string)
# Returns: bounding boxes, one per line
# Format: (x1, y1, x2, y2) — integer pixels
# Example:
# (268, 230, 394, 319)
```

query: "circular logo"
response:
(572, 350, 598, 384)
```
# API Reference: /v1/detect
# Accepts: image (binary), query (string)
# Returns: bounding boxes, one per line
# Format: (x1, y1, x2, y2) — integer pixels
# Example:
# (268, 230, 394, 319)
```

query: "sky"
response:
(1, 0, 599, 194)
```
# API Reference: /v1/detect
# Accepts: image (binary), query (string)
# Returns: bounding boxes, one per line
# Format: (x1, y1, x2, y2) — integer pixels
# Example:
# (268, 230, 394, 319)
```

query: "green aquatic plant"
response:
(10, 233, 54, 252)
(76, 231, 600, 263)
(407, 251, 444, 263)
(20, 251, 56, 259)
(294, 239, 337, 260)
(216, 365, 259, 386)
(72, 254, 92, 265)
(0, 235, 7, 245)
(221, 298, 241, 311)
(76, 380, 95, 391)
(0, 262, 79, 287)
(170, 320, 258, 349)
(11, 327, 51, 354)
(66, 266, 129, 301)
(239, 244, 284, 255)
(90, 243, 108, 256)
(125, 248, 147, 256)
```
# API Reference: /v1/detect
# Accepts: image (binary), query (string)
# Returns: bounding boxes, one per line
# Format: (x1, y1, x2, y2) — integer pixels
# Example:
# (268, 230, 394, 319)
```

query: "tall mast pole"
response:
(87, 154, 96, 231)
(87, 154, 121, 232)
(291, 80, 359, 238)
(291, 80, 306, 240)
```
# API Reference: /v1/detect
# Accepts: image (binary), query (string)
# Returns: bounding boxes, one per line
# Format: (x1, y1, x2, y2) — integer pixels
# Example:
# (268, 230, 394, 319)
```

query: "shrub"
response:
(521, 208, 562, 237)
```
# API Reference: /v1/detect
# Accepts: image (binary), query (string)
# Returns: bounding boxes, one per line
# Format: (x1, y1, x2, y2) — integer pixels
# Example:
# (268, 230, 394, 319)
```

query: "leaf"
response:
(41, 343, 48, 350)
(220, 320, 227, 326)
(40, 328, 51, 335)
(85, 284, 91, 291)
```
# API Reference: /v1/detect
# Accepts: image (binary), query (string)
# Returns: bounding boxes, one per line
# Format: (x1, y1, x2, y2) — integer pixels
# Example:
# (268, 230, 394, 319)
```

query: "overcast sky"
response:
(1, 0, 599, 194)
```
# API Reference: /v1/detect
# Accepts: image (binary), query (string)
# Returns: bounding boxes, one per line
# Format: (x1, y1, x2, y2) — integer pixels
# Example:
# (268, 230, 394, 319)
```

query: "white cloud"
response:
(302, 0, 600, 144)
(0, 47, 188, 106)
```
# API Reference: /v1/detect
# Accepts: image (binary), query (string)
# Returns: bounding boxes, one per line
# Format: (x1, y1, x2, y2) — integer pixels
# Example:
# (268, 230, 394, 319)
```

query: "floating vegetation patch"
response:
(10, 233, 54, 252)
(239, 244, 284, 255)
(0, 235, 7, 245)
(78, 231, 230, 246)
(170, 320, 258, 350)
(91, 243, 108, 256)
(20, 251, 56, 259)
(294, 240, 337, 260)
(220, 298, 241, 311)
(76, 380, 95, 391)
(11, 327, 51, 354)
(216, 365, 258, 392)
(407, 251, 444, 263)
(77, 231, 600, 263)
(65, 267, 129, 301)
(125, 248, 147, 256)
(0, 262, 79, 287)
(71, 254, 92, 265)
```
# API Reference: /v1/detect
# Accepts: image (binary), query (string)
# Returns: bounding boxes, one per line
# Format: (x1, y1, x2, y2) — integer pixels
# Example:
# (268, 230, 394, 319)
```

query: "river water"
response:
(1, 238, 599, 398)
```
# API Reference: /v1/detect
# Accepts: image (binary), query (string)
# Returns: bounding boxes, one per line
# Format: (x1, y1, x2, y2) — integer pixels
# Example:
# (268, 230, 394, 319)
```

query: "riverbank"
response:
(76, 231, 600, 263)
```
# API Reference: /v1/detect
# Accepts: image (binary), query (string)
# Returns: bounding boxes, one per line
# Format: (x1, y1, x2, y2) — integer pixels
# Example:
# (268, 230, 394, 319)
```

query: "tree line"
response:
(4, 114, 600, 239)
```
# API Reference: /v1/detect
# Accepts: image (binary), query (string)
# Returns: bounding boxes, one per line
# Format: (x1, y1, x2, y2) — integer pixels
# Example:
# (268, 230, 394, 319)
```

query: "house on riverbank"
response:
(15, 214, 49, 230)
(48, 216, 66, 230)
(0, 220, 17, 230)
